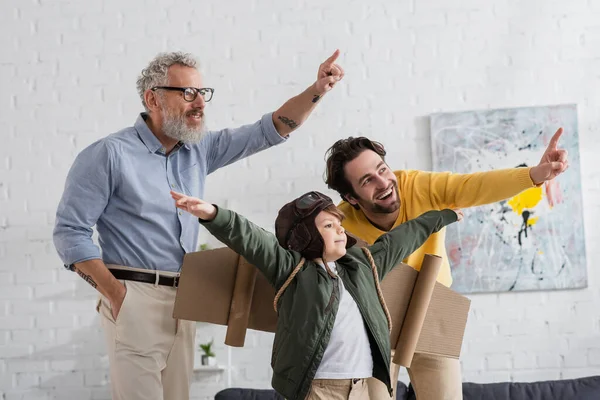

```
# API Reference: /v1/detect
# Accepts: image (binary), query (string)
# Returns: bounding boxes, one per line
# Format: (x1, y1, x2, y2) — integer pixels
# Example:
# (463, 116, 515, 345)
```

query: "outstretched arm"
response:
(359, 209, 462, 279)
(171, 191, 301, 289)
(272, 50, 344, 137)
(424, 128, 568, 209)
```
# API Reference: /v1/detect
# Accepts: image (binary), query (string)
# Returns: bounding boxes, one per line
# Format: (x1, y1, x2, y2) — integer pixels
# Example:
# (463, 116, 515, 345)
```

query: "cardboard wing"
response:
(173, 247, 278, 345)
(381, 254, 471, 366)
(173, 248, 470, 367)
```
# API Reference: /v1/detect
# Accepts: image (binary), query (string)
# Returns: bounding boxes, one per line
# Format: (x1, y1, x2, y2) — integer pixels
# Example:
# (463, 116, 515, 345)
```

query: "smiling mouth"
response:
(186, 110, 203, 119)
(375, 186, 394, 201)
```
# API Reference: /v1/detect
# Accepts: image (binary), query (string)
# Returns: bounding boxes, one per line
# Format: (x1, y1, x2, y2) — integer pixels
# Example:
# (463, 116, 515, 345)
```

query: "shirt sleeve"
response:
(414, 168, 535, 210)
(203, 113, 286, 174)
(52, 139, 118, 269)
(363, 209, 458, 279)
(200, 207, 301, 290)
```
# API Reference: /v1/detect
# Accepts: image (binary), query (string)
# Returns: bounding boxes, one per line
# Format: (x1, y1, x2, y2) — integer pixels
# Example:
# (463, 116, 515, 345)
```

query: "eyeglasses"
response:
(151, 86, 214, 102)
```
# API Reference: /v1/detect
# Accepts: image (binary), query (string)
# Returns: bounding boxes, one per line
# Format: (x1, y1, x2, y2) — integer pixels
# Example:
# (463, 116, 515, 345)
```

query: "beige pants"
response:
(97, 265, 196, 400)
(366, 352, 462, 400)
(306, 378, 369, 400)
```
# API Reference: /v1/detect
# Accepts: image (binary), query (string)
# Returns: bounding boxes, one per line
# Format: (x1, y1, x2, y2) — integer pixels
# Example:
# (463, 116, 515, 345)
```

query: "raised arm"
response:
(272, 49, 344, 136)
(171, 191, 301, 289)
(423, 127, 568, 209)
(205, 50, 344, 173)
(421, 168, 535, 210)
(356, 209, 460, 279)
(204, 113, 285, 174)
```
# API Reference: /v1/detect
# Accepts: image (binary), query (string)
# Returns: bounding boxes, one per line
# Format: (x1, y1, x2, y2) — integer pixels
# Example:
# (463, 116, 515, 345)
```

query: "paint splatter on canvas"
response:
(430, 104, 587, 293)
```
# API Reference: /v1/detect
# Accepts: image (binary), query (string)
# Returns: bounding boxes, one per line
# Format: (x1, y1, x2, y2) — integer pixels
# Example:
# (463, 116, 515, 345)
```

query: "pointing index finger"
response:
(548, 127, 563, 150)
(323, 49, 340, 66)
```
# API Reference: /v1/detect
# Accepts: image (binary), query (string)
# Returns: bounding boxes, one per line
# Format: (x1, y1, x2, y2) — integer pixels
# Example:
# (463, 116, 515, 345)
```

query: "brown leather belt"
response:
(109, 268, 179, 288)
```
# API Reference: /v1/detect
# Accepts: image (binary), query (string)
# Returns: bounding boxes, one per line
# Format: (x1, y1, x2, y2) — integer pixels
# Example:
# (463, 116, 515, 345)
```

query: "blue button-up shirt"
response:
(53, 113, 285, 272)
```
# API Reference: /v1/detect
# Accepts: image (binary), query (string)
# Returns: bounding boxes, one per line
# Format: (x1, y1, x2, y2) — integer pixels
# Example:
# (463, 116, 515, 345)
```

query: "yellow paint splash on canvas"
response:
(507, 187, 543, 226)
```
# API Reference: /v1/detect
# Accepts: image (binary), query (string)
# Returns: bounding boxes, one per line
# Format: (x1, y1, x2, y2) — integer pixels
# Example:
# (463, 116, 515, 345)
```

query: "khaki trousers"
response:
(97, 265, 196, 400)
(306, 378, 369, 400)
(366, 352, 462, 400)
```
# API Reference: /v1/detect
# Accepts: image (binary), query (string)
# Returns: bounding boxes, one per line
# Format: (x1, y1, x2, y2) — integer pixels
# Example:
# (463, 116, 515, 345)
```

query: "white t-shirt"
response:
(314, 261, 373, 379)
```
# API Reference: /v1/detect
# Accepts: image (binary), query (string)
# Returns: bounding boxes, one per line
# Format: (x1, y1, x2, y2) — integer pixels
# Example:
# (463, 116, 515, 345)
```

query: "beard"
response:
(161, 107, 207, 144)
(359, 181, 401, 214)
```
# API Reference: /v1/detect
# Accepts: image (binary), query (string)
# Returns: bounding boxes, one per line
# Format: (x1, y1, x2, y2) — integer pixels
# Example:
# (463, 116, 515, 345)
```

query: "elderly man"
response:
(53, 50, 344, 400)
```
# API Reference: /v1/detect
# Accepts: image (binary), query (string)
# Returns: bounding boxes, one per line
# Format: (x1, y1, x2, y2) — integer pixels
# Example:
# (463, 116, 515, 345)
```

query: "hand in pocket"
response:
(111, 284, 127, 320)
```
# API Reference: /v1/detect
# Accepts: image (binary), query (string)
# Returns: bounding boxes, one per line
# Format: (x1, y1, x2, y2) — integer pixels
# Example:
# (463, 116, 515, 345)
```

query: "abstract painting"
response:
(430, 104, 587, 293)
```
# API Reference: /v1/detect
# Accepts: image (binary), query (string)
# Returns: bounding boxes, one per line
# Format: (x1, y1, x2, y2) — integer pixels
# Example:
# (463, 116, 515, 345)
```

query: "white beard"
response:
(161, 107, 207, 144)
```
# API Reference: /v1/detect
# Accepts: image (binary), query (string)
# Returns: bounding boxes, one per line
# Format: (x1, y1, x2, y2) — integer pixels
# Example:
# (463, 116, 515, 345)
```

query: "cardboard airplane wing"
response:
(173, 248, 279, 335)
(173, 247, 470, 367)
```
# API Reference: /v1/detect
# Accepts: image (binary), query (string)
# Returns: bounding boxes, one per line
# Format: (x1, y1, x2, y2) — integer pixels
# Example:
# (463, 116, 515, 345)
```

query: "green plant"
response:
(199, 340, 215, 357)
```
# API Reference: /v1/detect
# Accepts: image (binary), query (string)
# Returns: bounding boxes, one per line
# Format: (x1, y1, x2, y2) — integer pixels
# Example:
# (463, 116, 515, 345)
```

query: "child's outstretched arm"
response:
(171, 191, 302, 289)
(363, 209, 463, 279)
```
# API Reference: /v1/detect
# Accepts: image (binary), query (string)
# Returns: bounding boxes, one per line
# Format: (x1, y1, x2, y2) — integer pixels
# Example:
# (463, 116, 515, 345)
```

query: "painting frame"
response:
(430, 104, 587, 294)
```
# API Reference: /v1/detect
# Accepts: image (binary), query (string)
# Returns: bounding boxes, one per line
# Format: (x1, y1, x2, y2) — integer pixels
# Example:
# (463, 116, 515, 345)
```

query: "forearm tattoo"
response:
(277, 116, 298, 129)
(76, 268, 97, 289)
(312, 95, 321, 103)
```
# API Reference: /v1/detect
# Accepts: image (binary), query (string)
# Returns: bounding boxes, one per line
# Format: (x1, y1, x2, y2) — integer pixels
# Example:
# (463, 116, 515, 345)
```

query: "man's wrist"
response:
(529, 165, 544, 186)
(108, 282, 126, 304)
(310, 82, 325, 97)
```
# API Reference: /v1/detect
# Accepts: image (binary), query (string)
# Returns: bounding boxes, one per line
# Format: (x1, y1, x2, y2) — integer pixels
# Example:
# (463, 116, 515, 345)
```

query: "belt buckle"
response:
(173, 275, 179, 288)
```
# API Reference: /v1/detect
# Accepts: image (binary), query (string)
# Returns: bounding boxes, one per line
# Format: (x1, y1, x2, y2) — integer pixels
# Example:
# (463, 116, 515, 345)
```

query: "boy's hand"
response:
(170, 191, 217, 221)
(452, 209, 464, 222)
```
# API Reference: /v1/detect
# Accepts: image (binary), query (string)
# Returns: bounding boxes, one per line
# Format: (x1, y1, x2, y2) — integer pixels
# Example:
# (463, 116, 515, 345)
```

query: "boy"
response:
(171, 190, 461, 400)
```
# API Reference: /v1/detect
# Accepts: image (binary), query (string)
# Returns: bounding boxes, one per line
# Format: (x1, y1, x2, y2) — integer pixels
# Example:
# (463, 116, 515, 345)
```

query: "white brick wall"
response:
(2, 0, 599, 398)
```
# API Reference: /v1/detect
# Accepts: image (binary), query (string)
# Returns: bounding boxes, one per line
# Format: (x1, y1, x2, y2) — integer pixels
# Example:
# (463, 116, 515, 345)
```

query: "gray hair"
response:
(136, 52, 198, 111)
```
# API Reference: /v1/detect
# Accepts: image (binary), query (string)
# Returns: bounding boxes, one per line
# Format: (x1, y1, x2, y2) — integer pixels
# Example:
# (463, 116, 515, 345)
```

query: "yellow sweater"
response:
(339, 168, 535, 287)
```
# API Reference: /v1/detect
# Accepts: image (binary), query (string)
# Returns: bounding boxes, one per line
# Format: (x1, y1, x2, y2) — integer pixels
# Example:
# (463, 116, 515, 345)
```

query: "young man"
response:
(53, 50, 345, 400)
(324, 130, 568, 400)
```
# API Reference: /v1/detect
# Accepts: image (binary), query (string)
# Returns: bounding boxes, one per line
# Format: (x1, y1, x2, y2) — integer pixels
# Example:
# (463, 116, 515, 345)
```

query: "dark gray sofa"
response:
(215, 375, 600, 400)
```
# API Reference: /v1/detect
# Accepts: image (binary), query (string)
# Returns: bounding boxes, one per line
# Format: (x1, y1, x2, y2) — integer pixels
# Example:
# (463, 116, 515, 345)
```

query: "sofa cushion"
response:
(214, 376, 600, 400)
(214, 388, 283, 400)
(215, 381, 410, 400)
(462, 375, 600, 400)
